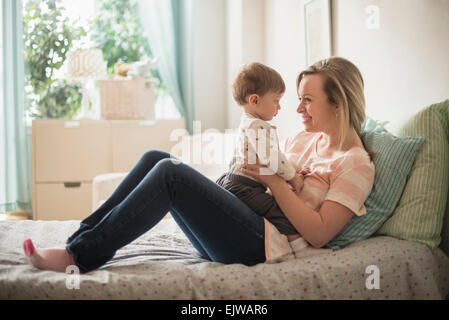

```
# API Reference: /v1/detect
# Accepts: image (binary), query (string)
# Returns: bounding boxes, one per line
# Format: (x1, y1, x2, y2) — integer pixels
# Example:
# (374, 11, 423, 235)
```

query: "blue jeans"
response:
(66, 150, 266, 273)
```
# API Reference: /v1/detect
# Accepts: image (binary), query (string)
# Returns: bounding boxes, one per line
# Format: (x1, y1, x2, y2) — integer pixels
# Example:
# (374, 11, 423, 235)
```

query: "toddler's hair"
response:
(232, 62, 285, 106)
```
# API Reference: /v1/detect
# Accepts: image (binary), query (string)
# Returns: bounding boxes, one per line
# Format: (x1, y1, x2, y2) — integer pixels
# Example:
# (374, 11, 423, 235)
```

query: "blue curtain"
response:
(1, 0, 31, 214)
(138, 0, 195, 134)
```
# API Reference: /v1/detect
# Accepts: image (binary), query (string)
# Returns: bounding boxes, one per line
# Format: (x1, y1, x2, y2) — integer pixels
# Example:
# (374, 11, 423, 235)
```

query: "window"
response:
(23, 0, 179, 124)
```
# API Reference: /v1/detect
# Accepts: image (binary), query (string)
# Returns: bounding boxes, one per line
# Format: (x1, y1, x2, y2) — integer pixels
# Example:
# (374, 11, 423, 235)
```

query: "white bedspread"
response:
(1, 219, 448, 299)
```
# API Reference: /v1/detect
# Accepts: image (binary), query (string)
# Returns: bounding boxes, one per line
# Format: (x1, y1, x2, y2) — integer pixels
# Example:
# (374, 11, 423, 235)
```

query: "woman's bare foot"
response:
(23, 238, 75, 273)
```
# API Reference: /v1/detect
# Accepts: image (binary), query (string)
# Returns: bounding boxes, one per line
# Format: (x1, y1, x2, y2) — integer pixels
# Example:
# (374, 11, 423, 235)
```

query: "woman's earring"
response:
(335, 113, 339, 118)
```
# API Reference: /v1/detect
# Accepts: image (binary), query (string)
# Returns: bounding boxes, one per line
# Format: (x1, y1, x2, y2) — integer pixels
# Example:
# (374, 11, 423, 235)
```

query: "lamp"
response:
(65, 49, 107, 119)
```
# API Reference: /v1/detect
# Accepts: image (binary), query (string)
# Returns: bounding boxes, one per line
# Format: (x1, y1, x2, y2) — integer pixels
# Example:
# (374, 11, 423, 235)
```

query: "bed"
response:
(1, 218, 448, 300)
(1, 101, 449, 300)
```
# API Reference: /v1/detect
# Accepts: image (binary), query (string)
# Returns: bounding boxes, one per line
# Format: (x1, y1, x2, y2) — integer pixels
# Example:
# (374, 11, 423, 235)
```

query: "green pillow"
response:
(376, 100, 449, 249)
(438, 104, 449, 257)
(442, 196, 449, 256)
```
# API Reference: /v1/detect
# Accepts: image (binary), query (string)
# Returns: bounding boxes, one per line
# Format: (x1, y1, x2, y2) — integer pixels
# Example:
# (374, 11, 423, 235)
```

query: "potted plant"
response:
(23, 0, 87, 119)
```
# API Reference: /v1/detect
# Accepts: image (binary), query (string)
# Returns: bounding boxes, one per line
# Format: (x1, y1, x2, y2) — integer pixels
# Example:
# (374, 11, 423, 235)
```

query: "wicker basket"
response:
(98, 78, 155, 120)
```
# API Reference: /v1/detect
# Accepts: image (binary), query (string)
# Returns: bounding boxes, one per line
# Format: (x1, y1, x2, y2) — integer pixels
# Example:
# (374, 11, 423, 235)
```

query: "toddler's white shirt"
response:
(227, 112, 296, 181)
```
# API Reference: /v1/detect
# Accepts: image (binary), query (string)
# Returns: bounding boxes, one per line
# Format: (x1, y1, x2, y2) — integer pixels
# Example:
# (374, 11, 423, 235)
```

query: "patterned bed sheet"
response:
(1, 218, 448, 300)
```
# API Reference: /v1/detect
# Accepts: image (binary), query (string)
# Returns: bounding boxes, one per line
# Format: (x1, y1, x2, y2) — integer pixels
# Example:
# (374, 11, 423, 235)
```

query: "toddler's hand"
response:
(297, 166, 311, 176)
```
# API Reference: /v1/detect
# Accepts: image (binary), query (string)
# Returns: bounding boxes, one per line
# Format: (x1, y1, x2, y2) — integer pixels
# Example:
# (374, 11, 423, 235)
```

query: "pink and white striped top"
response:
(264, 130, 375, 262)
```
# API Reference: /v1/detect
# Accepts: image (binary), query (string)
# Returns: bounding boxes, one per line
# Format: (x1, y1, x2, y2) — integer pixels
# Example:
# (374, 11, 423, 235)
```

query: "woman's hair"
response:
(296, 56, 375, 161)
(232, 62, 285, 106)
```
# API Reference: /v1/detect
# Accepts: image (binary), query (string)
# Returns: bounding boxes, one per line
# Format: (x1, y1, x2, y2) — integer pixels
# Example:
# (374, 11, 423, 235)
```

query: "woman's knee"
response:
(140, 149, 171, 164)
(154, 157, 184, 174)
(150, 158, 195, 186)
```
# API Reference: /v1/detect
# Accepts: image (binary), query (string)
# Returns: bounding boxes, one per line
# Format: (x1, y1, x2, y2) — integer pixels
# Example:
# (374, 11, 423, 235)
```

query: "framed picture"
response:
(303, 0, 332, 66)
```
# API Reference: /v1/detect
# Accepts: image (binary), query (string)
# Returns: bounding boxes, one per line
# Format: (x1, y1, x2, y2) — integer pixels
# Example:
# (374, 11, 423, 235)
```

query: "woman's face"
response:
(296, 74, 338, 133)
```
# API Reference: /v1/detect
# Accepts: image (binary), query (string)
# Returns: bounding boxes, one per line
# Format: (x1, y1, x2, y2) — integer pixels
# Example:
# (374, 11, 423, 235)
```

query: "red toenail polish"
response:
(23, 239, 34, 257)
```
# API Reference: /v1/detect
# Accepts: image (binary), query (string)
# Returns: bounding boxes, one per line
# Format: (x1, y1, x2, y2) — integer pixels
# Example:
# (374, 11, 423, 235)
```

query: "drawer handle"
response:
(63, 121, 81, 128)
(64, 182, 81, 188)
(139, 120, 156, 127)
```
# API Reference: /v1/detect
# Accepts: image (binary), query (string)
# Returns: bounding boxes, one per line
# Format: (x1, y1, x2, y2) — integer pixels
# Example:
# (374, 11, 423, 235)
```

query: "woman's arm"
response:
(240, 155, 354, 248)
(266, 178, 354, 248)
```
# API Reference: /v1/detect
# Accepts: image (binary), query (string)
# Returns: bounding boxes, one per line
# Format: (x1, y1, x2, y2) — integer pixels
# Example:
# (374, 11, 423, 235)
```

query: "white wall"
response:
(226, 0, 267, 131)
(332, 0, 449, 134)
(192, 0, 268, 133)
(265, 0, 306, 141)
(0, 1, 3, 104)
(192, 0, 227, 132)
(223, 0, 308, 141)
(263, 0, 449, 137)
(194, 0, 449, 137)
(241, 0, 266, 63)
(226, 0, 243, 130)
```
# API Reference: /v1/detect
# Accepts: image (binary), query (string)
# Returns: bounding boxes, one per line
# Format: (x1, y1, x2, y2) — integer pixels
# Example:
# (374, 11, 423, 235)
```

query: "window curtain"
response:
(1, 0, 31, 214)
(137, 0, 195, 134)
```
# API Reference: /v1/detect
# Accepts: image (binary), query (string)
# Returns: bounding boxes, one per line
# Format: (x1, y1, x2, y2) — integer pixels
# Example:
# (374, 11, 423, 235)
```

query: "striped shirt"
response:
(264, 130, 375, 262)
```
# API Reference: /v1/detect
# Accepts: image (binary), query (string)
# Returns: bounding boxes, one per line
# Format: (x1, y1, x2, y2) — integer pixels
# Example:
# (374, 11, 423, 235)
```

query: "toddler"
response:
(216, 62, 306, 235)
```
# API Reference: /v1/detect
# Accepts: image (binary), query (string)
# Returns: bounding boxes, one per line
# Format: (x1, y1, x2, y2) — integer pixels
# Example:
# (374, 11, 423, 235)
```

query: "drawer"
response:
(35, 182, 93, 221)
(33, 120, 112, 182)
(111, 118, 186, 172)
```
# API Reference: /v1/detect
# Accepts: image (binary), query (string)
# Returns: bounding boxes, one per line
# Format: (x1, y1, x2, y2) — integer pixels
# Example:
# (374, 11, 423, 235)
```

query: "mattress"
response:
(1, 218, 448, 300)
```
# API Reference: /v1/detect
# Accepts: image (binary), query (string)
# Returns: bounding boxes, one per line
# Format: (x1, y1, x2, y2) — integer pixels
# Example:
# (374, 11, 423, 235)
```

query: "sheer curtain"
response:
(1, 0, 32, 215)
(137, 0, 195, 134)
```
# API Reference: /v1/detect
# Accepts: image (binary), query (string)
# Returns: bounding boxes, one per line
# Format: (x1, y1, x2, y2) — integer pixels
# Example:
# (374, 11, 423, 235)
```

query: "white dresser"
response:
(31, 118, 186, 220)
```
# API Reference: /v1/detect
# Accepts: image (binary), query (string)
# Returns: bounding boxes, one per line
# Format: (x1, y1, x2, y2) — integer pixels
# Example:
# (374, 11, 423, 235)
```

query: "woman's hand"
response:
(238, 143, 285, 188)
(288, 173, 304, 196)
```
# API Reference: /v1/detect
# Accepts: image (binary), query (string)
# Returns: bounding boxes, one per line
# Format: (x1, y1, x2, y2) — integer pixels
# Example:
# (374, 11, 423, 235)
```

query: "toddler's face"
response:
(254, 91, 283, 121)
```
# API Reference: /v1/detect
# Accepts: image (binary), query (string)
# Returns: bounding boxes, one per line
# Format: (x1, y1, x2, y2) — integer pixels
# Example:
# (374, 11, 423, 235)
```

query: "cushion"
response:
(361, 116, 389, 134)
(326, 118, 425, 250)
(442, 196, 449, 257)
(377, 100, 449, 250)
(92, 172, 128, 211)
(439, 104, 449, 257)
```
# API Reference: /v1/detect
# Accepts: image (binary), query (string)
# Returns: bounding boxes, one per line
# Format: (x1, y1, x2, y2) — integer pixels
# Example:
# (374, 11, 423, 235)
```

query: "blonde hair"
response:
(296, 56, 375, 161)
(232, 62, 285, 106)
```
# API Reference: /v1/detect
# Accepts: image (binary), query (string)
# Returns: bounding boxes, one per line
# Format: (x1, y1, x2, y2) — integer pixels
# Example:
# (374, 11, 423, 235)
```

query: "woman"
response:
(23, 56, 374, 273)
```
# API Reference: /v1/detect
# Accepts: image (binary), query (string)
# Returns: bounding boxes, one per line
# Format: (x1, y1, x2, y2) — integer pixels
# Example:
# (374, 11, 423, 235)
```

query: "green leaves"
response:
(25, 80, 83, 118)
(23, 0, 166, 119)
(90, 0, 151, 74)
(90, 0, 165, 94)
(24, 0, 86, 119)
